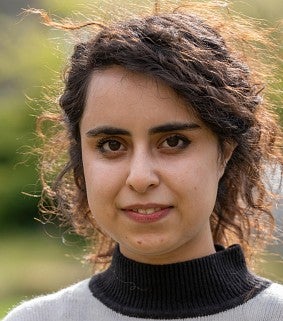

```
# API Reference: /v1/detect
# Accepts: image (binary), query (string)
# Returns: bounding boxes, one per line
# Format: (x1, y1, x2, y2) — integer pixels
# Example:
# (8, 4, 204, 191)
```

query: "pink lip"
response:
(122, 204, 172, 223)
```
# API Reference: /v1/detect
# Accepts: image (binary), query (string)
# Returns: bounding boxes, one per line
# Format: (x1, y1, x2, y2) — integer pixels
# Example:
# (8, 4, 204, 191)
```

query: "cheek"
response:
(83, 157, 125, 209)
(176, 155, 220, 201)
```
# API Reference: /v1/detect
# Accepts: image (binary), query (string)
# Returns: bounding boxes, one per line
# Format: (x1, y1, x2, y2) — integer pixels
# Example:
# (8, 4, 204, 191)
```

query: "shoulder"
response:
(242, 282, 283, 320)
(257, 282, 283, 303)
(3, 279, 94, 321)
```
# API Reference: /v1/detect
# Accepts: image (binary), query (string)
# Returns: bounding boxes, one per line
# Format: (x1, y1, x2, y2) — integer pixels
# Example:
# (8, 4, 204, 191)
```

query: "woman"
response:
(4, 1, 283, 320)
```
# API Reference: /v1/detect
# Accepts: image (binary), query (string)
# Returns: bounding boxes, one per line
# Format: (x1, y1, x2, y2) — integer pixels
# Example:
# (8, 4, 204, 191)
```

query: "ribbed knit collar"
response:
(89, 245, 270, 319)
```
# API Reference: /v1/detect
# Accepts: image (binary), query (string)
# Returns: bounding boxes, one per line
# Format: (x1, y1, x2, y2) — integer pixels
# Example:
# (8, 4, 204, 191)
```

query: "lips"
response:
(130, 207, 162, 215)
(122, 205, 172, 223)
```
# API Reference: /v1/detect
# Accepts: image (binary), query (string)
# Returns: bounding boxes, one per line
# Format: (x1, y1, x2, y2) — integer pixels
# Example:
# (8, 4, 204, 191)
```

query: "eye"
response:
(96, 138, 126, 153)
(159, 135, 190, 149)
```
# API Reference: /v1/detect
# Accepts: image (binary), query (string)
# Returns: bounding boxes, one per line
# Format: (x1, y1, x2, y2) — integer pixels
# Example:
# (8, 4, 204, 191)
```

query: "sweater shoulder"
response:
(258, 283, 283, 302)
(2, 278, 93, 321)
(245, 282, 283, 320)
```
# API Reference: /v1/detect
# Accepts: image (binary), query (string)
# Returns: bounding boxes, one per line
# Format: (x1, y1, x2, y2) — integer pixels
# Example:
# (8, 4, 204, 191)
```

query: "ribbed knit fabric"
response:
(3, 245, 283, 321)
(89, 245, 270, 318)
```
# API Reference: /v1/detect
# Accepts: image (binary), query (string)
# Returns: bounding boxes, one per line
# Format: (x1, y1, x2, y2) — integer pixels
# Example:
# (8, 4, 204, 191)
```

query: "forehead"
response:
(83, 66, 200, 125)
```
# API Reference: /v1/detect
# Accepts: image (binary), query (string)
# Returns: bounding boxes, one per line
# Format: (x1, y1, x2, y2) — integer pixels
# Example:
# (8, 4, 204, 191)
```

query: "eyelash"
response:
(95, 134, 191, 155)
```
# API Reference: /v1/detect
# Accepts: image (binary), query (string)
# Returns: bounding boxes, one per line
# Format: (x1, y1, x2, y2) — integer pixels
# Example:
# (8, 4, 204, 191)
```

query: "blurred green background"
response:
(0, 0, 283, 319)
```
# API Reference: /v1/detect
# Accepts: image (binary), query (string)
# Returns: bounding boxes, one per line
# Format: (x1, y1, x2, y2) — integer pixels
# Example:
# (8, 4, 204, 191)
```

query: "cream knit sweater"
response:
(3, 245, 283, 321)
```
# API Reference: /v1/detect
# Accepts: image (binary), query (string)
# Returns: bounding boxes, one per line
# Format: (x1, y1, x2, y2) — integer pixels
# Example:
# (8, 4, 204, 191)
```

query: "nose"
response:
(126, 151, 160, 194)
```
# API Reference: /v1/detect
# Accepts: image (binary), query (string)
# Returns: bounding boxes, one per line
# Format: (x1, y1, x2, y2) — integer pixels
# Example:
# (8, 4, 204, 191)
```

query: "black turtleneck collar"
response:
(89, 245, 270, 319)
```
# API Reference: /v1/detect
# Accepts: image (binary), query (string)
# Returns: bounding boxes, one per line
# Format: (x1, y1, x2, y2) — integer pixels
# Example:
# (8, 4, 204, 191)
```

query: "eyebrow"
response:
(85, 122, 201, 138)
(86, 126, 130, 137)
(149, 122, 200, 134)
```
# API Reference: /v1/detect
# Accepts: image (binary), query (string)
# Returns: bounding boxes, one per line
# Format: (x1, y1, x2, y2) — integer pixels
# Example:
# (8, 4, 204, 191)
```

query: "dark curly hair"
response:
(32, 1, 282, 268)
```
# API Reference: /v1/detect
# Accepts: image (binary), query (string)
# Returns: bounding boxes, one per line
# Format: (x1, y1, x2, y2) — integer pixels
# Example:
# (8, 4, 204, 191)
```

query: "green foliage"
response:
(0, 10, 65, 229)
(0, 0, 100, 231)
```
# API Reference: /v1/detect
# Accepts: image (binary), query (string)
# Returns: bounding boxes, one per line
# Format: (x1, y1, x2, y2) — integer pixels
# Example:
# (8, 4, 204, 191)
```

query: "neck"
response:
(120, 240, 216, 265)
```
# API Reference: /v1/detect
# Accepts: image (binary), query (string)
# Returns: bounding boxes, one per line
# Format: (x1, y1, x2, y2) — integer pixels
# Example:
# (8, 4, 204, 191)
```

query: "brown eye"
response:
(107, 140, 121, 151)
(160, 135, 190, 149)
(96, 138, 125, 153)
(166, 136, 181, 147)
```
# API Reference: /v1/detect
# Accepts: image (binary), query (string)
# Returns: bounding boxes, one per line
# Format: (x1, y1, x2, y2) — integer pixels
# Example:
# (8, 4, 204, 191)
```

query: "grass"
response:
(255, 251, 283, 283)
(0, 229, 91, 319)
(1, 296, 24, 319)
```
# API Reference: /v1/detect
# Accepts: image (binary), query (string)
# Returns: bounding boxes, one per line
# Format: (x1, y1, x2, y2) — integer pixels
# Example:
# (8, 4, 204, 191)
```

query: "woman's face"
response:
(80, 66, 227, 264)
